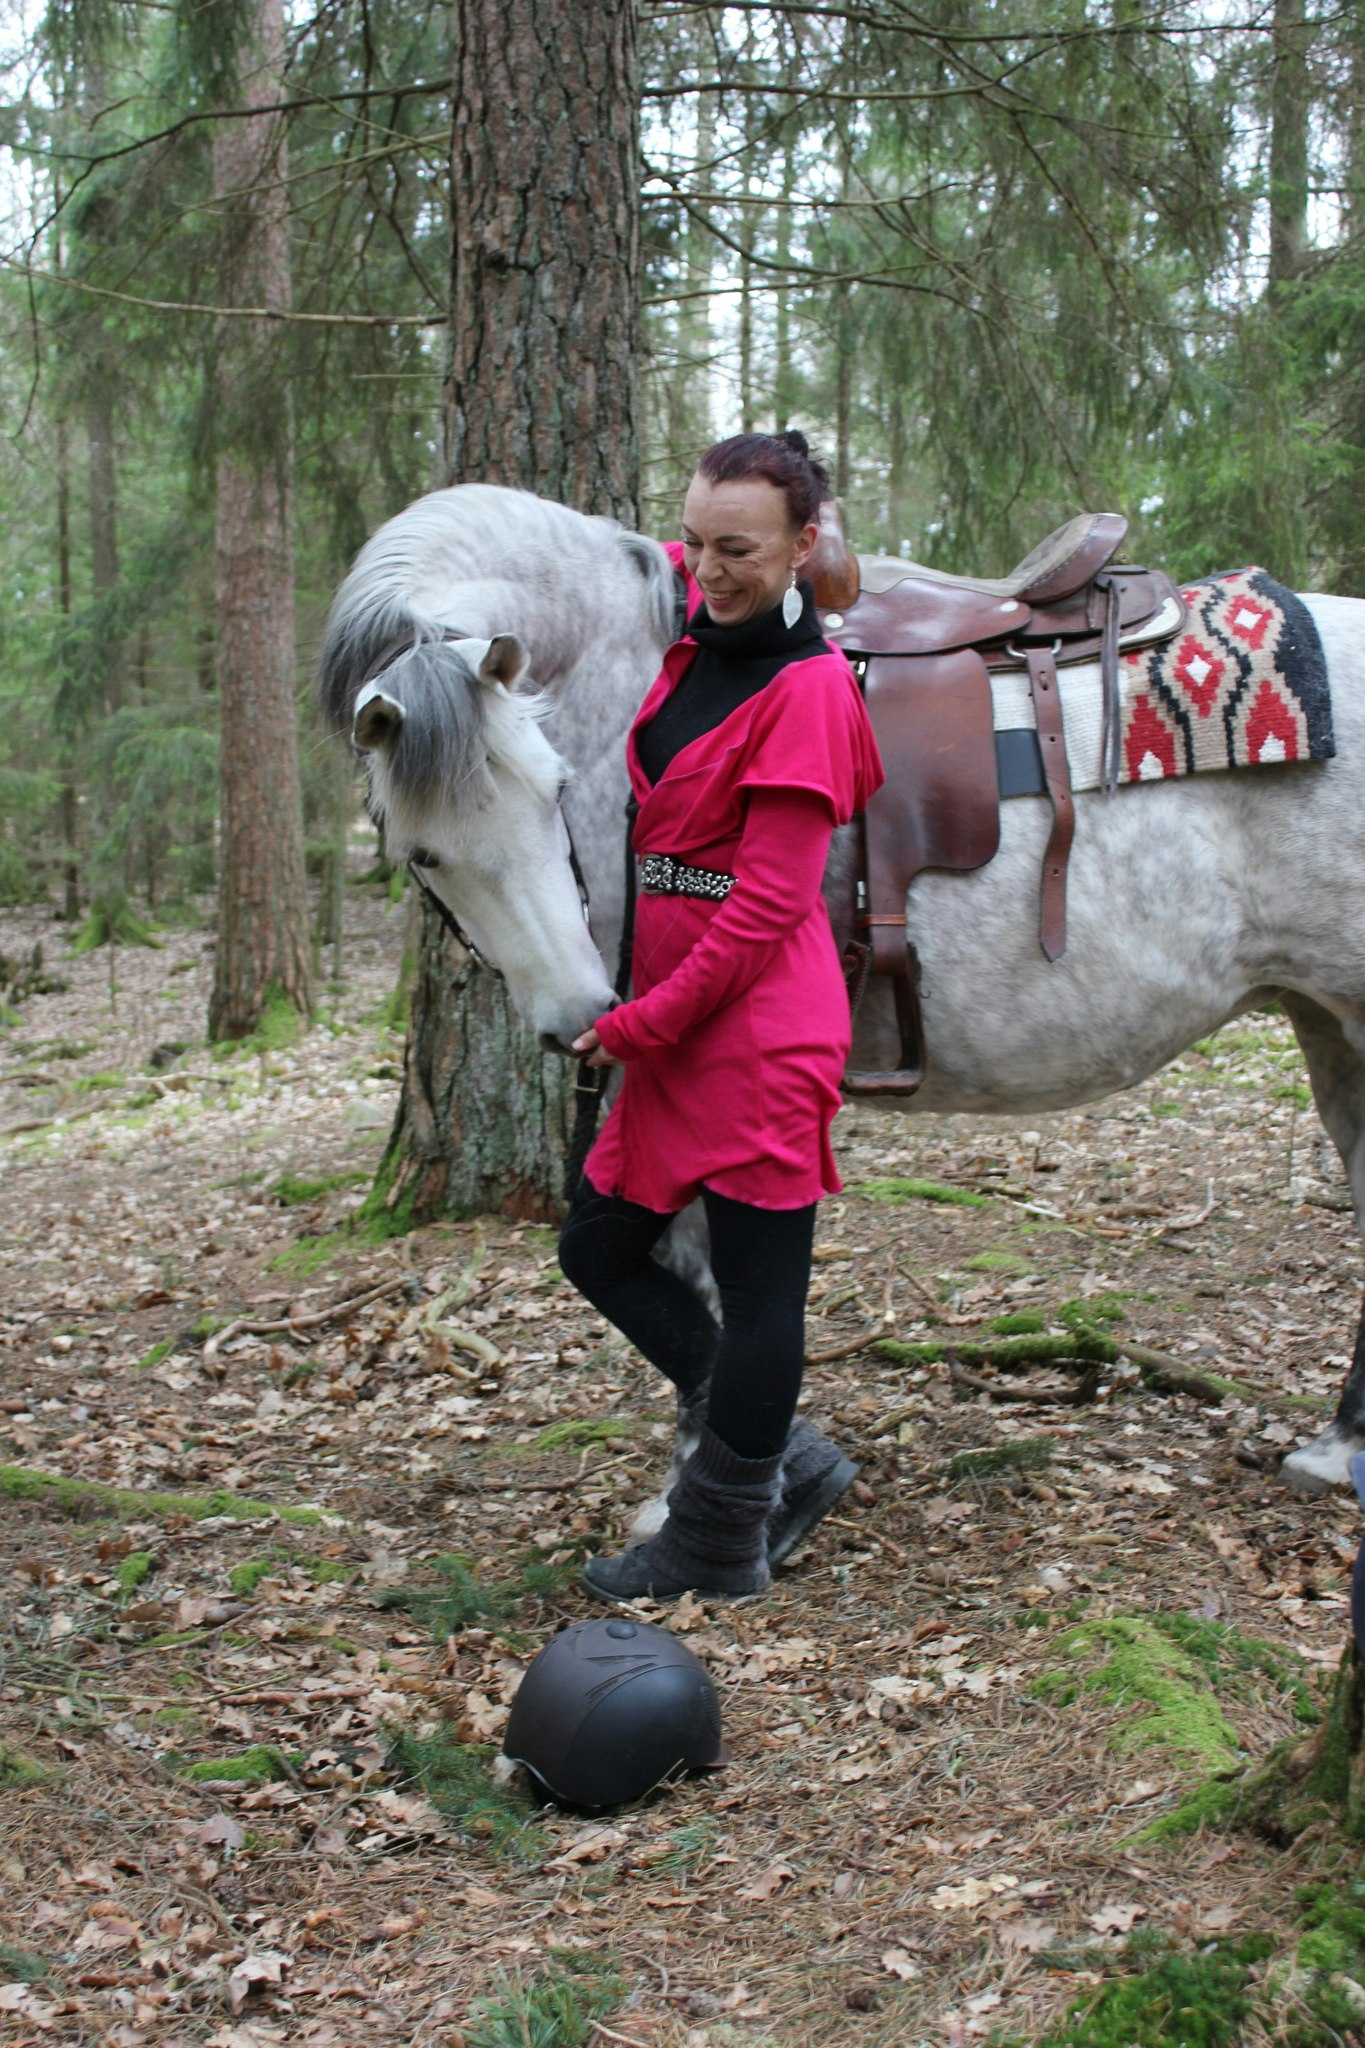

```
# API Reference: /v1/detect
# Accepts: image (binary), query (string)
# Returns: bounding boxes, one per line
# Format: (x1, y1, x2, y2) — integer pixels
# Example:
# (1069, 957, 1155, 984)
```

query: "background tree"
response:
(201, 0, 312, 1039)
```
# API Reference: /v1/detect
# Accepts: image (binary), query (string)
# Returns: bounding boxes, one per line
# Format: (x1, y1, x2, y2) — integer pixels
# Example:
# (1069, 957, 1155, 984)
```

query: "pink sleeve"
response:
(736, 656, 884, 822)
(593, 787, 834, 1060)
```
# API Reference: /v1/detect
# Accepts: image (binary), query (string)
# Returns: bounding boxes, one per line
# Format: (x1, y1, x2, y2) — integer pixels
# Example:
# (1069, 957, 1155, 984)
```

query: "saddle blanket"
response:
(992, 567, 1333, 798)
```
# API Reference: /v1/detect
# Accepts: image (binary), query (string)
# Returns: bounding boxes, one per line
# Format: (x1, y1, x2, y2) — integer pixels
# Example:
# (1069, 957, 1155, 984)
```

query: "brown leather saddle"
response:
(807, 504, 1187, 1094)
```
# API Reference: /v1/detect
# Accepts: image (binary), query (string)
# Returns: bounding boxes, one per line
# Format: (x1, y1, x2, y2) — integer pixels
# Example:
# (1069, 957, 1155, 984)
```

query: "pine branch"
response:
(4, 259, 444, 325)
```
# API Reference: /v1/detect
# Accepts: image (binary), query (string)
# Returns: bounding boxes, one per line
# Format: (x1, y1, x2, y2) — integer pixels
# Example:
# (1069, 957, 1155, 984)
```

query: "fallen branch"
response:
(949, 1361, 1101, 1407)
(202, 1275, 409, 1370)
(0, 1099, 104, 1139)
(877, 1326, 1286, 1412)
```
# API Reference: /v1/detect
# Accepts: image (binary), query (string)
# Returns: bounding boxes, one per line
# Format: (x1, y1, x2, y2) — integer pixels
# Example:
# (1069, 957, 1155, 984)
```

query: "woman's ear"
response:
(790, 519, 820, 573)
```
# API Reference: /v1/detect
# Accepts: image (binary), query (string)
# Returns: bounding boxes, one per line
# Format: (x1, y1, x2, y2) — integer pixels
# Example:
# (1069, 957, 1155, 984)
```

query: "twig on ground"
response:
(896, 1263, 942, 1313)
(1158, 1178, 1218, 1231)
(806, 1326, 883, 1365)
(822, 1515, 911, 1563)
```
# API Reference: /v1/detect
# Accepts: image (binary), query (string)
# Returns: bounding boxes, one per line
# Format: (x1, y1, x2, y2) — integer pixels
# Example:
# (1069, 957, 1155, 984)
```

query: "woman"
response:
(559, 430, 884, 1604)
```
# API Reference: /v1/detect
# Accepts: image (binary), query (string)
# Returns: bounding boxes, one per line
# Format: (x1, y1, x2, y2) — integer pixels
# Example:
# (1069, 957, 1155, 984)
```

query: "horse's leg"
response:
(626, 1204, 716, 1539)
(1277, 991, 1365, 1494)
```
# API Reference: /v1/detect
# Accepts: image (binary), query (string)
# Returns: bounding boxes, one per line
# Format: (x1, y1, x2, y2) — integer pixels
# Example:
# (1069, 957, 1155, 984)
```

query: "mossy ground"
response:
(178, 1745, 299, 1785)
(1034, 1615, 1245, 1769)
(0, 1464, 324, 1526)
(1021, 1932, 1273, 2048)
(858, 1175, 991, 1207)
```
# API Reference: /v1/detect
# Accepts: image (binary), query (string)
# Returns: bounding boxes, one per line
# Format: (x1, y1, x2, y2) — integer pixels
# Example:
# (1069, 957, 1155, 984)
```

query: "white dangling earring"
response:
(782, 570, 802, 630)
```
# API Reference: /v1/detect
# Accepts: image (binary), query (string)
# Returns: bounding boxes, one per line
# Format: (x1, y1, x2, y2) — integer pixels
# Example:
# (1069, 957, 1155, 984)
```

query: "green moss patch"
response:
(991, 1308, 1047, 1334)
(524, 1417, 635, 1453)
(1059, 1294, 1127, 1327)
(390, 1727, 547, 1866)
(115, 1549, 155, 1593)
(966, 1249, 1032, 1273)
(135, 1338, 176, 1372)
(1030, 1933, 1273, 2048)
(179, 1745, 298, 1785)
(268, 1230, 351, 1275)
(1035, 1615, 1242, 1771)
(859, 1176, 990, 1208)
(947, 1438, 1055, 1483)
(274, 1170, 370, 1206)
(228, 1556, 279, 1598)
(1, 1464, 323, 1526)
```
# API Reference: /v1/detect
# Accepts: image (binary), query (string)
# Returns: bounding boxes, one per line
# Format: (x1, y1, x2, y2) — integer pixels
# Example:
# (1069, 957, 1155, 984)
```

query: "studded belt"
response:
(640, 853, 736, 901)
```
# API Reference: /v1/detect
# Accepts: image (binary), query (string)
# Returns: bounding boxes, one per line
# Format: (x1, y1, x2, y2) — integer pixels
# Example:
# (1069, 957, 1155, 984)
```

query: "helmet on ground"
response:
(502, 1616, 730, 1811)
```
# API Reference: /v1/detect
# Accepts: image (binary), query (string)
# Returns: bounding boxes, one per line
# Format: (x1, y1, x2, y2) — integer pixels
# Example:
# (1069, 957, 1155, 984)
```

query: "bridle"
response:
(352, 627, 639, 1201)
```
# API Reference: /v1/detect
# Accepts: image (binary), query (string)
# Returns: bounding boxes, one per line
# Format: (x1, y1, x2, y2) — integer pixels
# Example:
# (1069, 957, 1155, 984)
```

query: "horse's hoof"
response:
(1281, 1426, 1356, 1494)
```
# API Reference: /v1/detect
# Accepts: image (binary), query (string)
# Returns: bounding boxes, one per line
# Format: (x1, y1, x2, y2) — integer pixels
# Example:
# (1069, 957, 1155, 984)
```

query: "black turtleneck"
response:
(636, 582, 826, 788)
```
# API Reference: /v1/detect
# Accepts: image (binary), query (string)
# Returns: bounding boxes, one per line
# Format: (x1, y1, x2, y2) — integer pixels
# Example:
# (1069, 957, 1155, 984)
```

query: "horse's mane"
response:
(318, 484, 676, 742)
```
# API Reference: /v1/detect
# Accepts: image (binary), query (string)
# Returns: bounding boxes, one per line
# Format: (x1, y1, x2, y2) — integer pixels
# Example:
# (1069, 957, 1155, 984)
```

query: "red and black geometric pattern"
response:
(1118, 567, 1333, 784)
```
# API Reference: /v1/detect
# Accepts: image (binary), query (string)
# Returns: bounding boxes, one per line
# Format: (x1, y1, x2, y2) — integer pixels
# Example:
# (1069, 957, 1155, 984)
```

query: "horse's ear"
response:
(354, 689, 405, 752)
(481, 635, 526, 688)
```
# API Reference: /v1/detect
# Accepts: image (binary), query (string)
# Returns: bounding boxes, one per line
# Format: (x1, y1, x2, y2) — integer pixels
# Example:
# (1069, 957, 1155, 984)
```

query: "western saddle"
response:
(807, 503, 1187, 1094)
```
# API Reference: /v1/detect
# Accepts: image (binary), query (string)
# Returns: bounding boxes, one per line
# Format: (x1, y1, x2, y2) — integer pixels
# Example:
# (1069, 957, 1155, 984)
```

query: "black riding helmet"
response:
(502, 1616, 730, 1811)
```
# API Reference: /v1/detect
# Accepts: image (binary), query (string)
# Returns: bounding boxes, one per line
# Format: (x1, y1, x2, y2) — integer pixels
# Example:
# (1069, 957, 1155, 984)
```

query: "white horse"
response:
(321, 482, 1365, 1501)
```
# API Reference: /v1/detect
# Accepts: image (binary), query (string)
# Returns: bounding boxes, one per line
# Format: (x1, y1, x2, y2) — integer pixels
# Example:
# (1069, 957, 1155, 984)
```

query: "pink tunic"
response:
(585, 547, 884, 1212)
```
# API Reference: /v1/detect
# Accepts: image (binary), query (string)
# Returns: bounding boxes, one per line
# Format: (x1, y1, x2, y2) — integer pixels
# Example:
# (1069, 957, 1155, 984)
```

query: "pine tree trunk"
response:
(207, 0, 311, 1042)
(1267, 0, 1310, 292)
(374, 0, 640, 1229)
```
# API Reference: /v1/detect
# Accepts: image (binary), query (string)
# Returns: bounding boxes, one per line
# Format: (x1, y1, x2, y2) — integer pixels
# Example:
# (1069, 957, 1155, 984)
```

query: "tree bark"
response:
(442, 0, 640, 517)
(376, 0, 640, 1228)
(1267, 0, 1311, 292)
(207, 0, 312, 1041)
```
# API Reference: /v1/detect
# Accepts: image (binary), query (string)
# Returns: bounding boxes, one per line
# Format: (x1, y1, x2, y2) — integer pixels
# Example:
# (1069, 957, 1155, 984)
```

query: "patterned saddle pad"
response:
(991, 568, 1333, 798)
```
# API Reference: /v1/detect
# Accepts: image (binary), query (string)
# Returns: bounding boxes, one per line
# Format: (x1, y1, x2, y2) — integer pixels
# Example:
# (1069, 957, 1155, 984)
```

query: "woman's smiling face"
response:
(680, 473, 818, 628)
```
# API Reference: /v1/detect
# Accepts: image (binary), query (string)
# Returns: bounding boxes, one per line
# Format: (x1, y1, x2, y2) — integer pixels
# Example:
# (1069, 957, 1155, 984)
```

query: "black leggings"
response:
(558, 1180, 817, 1461)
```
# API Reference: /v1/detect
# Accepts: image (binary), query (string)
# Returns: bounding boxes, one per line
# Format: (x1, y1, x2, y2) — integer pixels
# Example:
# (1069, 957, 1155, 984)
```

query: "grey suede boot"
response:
(768, 1414, 859, 1566)
(582, 1425, 781, 1603)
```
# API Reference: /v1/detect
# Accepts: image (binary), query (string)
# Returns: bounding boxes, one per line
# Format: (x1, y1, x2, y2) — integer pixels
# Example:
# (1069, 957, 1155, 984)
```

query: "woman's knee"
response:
(558, 1191, 664, 1303)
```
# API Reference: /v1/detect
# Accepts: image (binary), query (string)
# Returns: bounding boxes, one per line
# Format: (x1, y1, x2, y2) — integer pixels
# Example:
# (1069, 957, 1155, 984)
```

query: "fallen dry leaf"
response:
(931, 1876, 1019, 1912)
(997, 1916, 1059, 1954)
(737, 1861, 796, 1901)
(1087, 1901, 1145, 1936)
(881, 1947, 921, 1981)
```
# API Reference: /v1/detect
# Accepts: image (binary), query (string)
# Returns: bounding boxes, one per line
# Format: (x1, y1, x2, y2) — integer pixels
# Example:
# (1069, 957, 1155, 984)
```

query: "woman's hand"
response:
(572, 1026, 622, 1069)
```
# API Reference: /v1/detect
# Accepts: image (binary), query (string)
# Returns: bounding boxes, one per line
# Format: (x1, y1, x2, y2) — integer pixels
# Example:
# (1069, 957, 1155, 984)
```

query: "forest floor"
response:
(3, 877, 1365, 2047)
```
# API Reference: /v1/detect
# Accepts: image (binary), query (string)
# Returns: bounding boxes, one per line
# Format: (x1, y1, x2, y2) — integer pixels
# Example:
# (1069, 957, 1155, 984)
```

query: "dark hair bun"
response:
(694, 431, 830, 527)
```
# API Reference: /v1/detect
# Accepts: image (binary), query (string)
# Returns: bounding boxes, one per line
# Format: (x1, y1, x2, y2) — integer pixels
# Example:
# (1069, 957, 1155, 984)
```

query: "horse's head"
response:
(348, 631, 617, 1049)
